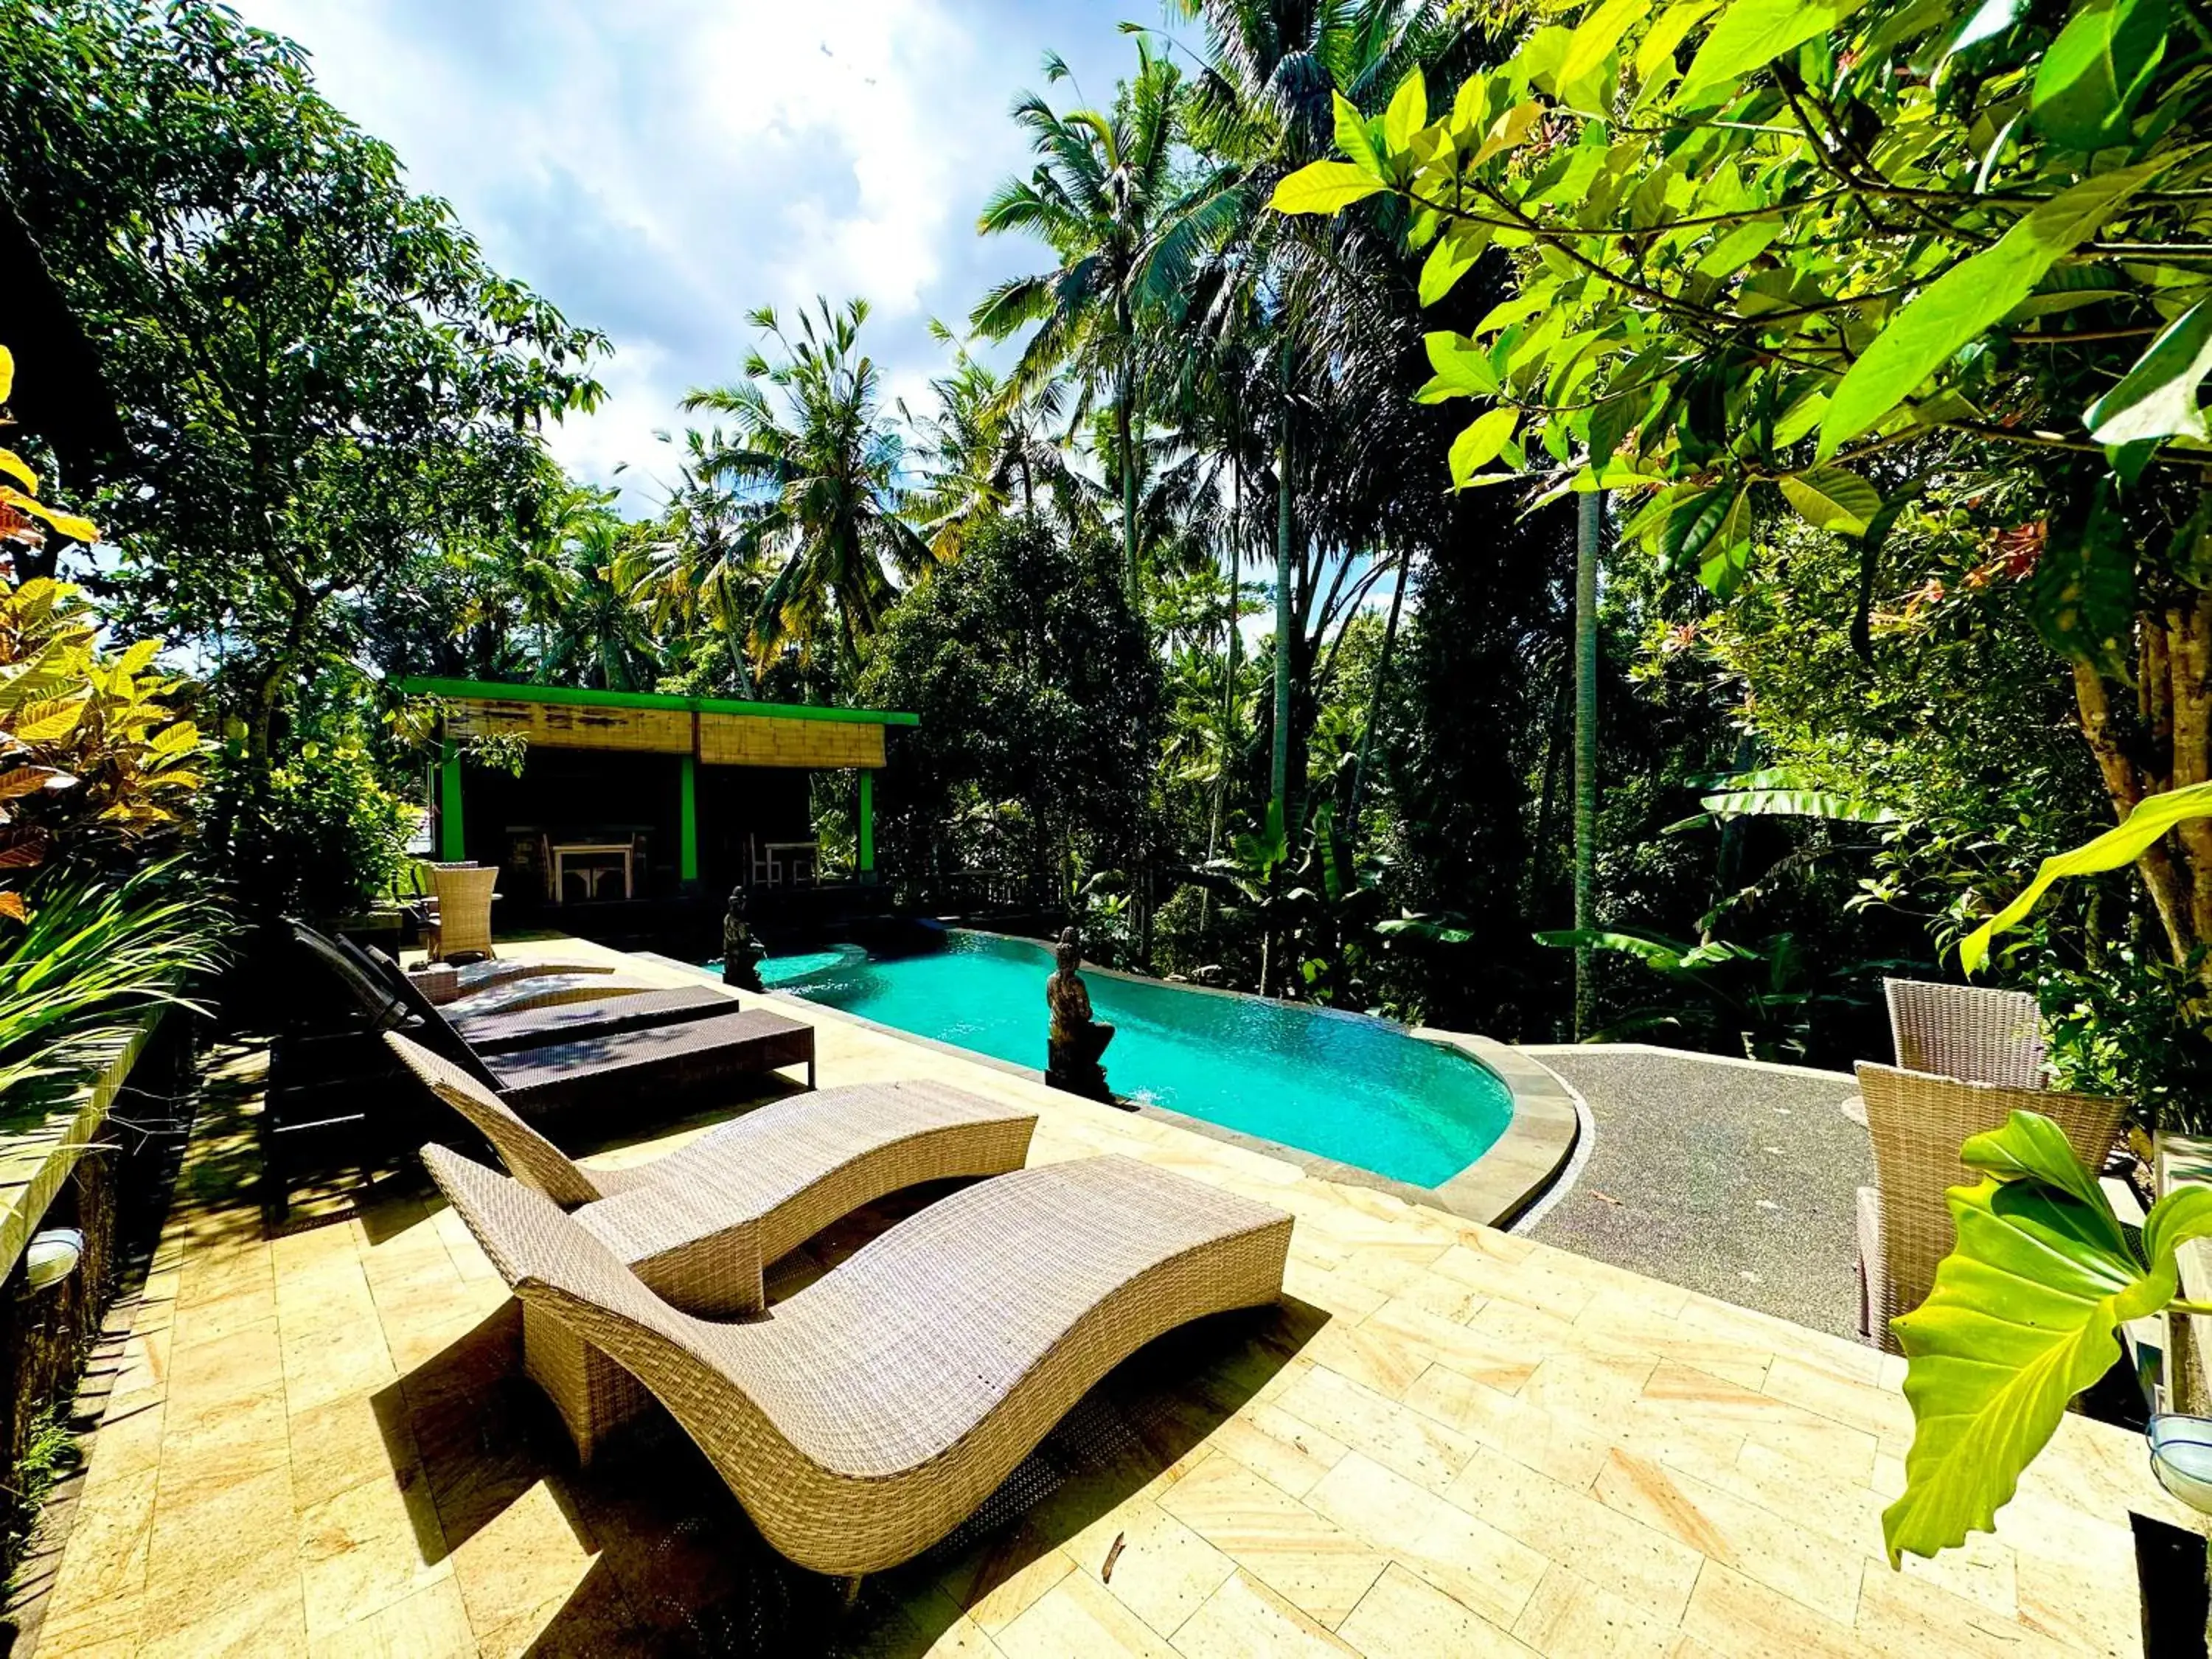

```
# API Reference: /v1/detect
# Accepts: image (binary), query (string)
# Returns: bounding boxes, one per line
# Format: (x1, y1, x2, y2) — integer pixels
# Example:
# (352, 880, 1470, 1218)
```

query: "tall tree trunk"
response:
(1202, 453, 1241, 942)
(1345, 546, 1408, 849)
(1119, 297, 1139, 608)
(1271, 370, 1294, 838)
(1573, 491, 1603, 1040)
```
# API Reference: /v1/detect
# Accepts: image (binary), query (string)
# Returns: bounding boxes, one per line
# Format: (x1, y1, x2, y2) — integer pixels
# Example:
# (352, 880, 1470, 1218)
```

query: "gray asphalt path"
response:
(1524, 1047, 1874, 1340)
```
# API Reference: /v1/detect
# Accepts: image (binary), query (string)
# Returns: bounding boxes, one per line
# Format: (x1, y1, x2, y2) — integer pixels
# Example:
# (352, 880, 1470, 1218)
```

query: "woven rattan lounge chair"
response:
(1854, 1061, 2128, 1352)
(388, 1031, 1040, 1458)
(420, 956, 619, 1004)
(426, 863, 500, 962)
(1882, 977, 2047, 1087)
(423, 1142, 1293, 1579)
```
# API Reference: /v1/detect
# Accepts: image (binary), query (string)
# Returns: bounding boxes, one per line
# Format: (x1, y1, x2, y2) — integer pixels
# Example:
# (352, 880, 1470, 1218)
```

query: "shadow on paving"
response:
(1529, 1048, 1872, 1340)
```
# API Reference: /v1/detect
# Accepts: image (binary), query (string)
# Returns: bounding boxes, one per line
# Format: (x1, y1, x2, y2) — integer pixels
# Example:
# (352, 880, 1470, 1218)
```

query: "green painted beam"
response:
(857, 769, 875, 874)
(678, 753, 699, 886)
(437, 740, 466, 862)
(394, 675, 919, 728)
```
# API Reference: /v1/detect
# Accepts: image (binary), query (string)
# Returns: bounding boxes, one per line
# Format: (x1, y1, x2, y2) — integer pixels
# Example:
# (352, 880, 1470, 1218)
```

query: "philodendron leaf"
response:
(1271, 163, 1387, 215)
(2085, 299, 2212, 445)
(1885, 1111, 2212, 1564)
(1960, 780, 2212, 971)
(1821, 159, 2169, 455)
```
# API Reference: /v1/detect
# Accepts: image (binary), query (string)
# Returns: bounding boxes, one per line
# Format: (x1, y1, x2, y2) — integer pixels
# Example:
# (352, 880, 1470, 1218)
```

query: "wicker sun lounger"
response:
(1854, 1061, 2127, 1351)
(440, 956, 619, 999)
(388, 1032, 1040, 1457)
(425, 1143, 1293, 1578)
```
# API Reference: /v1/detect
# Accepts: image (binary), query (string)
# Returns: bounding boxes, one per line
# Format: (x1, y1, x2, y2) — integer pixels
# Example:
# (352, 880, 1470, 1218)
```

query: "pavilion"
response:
(397, 677, 917, 930)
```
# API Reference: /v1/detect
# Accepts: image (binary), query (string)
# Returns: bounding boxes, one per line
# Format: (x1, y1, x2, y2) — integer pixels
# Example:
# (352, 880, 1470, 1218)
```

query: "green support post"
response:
(437, 740, 465, 863)
(858, 769, 875, 882)
(678, 754, 700, 887)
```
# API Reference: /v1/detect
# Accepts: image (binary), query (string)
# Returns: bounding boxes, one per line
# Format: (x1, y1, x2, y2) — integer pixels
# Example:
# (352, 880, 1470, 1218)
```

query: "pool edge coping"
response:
(652, 941, 1582, 1230)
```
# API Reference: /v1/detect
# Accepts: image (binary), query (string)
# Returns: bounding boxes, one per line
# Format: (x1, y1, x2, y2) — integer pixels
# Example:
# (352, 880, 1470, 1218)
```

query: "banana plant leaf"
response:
(1883, 1110, 2212, 1564)
(1961, 780, 2212, 972)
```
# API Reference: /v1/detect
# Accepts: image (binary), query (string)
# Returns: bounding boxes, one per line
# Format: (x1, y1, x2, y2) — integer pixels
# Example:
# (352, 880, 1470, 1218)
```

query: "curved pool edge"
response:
(1408, 1030, 1583, 1228)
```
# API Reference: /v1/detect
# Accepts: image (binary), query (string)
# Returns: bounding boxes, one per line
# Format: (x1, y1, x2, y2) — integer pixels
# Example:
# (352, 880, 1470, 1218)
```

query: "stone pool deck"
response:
(21, 940, 2177, 1656)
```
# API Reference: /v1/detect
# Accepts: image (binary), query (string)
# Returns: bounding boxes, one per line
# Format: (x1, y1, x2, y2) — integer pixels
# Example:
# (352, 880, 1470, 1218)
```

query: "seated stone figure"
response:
(721, 886, 765, 993)
(1045, 929, 1116, 1103)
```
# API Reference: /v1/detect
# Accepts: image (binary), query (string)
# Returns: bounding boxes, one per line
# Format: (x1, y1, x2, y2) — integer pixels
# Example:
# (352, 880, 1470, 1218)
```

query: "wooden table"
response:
(760, 840, 821, 886)
(552, 841, 634, 903)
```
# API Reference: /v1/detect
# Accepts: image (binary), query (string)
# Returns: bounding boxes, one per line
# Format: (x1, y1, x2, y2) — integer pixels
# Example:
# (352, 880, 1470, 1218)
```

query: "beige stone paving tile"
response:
(280, 1307, 400, 1416)
(2023, 1412, 2202, 1534)
(1430, 1243, 1598, 1322)
(447, 1477, 597, 1640)
(934, 1520, 1079, 1634)
(473, 1565, 661, 1659)
(174, 1241, 274, 1312)
(1521, 1242, 1694, 1313)
(289, 1387, 424, 1513)
(1197, 1402, 1349, 1500)
(1761, 1356, 1916, 1452)
(171, 1282, 279, 1351)
(842, 1590, 1009, 1659)
(2008, 1548, 2140, 1658)
(153, 1377, 291, 1503)
(1302, 1452, 1548, 1631)
(995, 1568, 1180, 1659)
(271, 1215, 360, 1276)
(1674, 1295, 1884, 1386)
(1680, 1562, 1875, 1659)
(1573, 1293, 1774, 1392)
(1155, 1451, 1388, 1628)
(1178, 1568, 1362, 1658)
(141, 1459, 299, 1616)
(46, 1467, 158, 1615)
(296, 1461, 453, 1639)
(1851, 1561, 2079, 1659)
(274, 1256, 381, 1335)
(1893, 1528, 2017, 1618)
(77, 1396, 166, 1497)
(1283, 1262, 1388, 1323)
(306, 1576, 476, 1658)
(1302, 1317, 1431, 1402)
(34, 1589, 142, 1657)
(1637, 1361, 1878, 1484)
(1443, 1444, 1703, 1625)
(137, 1575, 310, 1659)
(1059, 1495, 1235, 1638)
(1276, 1365, 1478, 1496)
(1363, 1297, 1538, 1394)
(1385, 1270, 1484, 1324)
(1398, 1365, 1612, 1491)
(1334, 1562, 1537, 1658)
(1521, 1348, 1658, 1426)
(1509, 1562, 1680, 1659)
(108, 1320, 172, 1406)
(1593, 1448, 1865, 1627)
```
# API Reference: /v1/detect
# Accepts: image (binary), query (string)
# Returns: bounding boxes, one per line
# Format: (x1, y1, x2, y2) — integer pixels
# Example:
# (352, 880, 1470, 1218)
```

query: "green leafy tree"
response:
(681, 299, 935, 675)
(0, 0, 605, 771)
(1270, 0, 2212, 988)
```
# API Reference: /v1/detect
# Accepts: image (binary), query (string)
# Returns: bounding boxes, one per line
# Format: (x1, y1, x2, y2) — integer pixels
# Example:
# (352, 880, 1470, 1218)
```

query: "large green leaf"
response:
(1700, 785, 1899, 822)
(1381, 70, 1427, 155)
(1449, 408, 1520, 486)
(1675, 0, 1869, 107)
(1778, 466, 1880, 536)
(2084, 299, 2212, 444)
(1960, 780, 2212, 971)
(2031, 0, 2168, 151)
(1559, 0, 1649, 105)
(1885, 1111, 2212, 1563)
(1271, 163, 1387, 215)
(1820, 159, 2168, 455)
(1532, 927, 1693, 970)
(1332, 92, 1381, 175)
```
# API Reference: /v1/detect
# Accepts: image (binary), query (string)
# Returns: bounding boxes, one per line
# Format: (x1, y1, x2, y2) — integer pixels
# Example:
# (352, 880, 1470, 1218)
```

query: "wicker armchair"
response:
(426, 863, 499, 962)
(1882, 977, 2047, 1088)
(1854, 1061, 2127, 1352)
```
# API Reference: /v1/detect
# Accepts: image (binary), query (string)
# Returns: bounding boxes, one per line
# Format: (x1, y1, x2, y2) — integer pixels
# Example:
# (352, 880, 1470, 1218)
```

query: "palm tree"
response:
(901, 323, 1079, 559)
(681, 298, 935, 675)
(972, 40, 1231, 606)
(617, 428, 776, 695)
(529, 493, 660, 691)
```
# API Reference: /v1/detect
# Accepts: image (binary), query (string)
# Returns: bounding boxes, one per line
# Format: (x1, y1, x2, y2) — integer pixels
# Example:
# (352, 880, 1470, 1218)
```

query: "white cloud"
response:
(232, 0, 1147, 512)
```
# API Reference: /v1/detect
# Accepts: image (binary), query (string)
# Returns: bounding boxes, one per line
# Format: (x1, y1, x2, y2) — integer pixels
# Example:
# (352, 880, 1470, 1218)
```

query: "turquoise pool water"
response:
(759, 931, 1513, 1186)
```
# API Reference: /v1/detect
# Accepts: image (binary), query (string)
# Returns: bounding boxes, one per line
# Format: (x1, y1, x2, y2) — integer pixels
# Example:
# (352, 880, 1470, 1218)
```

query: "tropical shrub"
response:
(0, 578, 202, 919)
(202, 709, 410, 925)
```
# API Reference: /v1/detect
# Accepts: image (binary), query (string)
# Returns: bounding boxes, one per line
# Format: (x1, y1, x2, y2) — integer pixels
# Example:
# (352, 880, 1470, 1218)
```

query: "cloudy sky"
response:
(234, 1, 1177, 512)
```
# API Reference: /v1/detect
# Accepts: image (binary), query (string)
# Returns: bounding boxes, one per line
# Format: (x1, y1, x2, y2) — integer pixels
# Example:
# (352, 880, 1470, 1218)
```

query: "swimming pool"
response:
(757, 931, 1514, 1187)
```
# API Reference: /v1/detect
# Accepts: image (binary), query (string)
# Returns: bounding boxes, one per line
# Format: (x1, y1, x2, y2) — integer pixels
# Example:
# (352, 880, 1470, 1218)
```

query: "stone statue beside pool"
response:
(721, 886, 765, 993)
(1046, 928, 1118, 1104)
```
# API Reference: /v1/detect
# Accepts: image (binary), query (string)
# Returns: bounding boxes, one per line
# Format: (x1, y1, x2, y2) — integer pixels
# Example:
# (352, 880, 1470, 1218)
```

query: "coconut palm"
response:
(901, 324, 1082, 560)
(616, 428, 776, 695)
(681, 298, 934, 675)
(972, 39, 1234, 605)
